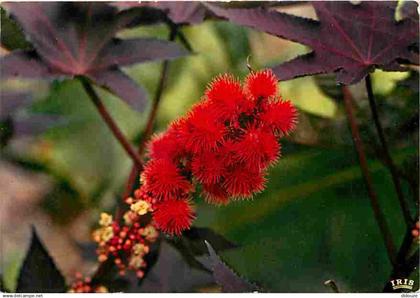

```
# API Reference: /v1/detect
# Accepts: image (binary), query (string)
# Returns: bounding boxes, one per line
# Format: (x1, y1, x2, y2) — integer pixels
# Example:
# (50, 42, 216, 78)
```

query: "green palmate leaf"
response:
(16, 227, 66, 293)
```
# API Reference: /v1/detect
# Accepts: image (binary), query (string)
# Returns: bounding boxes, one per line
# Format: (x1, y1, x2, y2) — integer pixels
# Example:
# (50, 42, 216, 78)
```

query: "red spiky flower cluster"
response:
(131, 69, 297, 236)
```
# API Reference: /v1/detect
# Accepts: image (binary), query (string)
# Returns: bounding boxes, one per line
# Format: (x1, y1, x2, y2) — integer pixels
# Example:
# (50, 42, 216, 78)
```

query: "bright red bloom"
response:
(191, 150, 226, 184)
(142, 159, 192, 201)
(205, 74, 252, 120)
(147, 117, 193, 161)
(245, 69, 277, 100)
(231, 126, 280, 169)
(168, 117, 188, 133)
(223, 165, 266, 198)
(95, 69, 298, 273)
(260, 99, 297, 135)
(181, 102, 226, 153)
(202, 182, 230, 205)
(147, 131, 184, 161)
(153, 199, 195, 236)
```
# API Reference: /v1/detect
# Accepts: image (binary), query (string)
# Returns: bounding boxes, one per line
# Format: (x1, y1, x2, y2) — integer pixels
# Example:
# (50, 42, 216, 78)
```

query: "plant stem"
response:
(342, 85, 396, 265)
(383, 209, 419, 292)
(365, 75, 412, 226)
(80, 77, 143, 169)
(383, 230, 419, 292)
(372, 143, 419, 208)
(324, 280, 340, 293)
(90, 25, 180, 281)
(121, 26, 178, 200)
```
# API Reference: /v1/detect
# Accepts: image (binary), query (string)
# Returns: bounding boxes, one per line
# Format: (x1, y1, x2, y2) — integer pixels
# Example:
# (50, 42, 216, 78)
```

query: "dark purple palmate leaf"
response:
(1, 90, 66, 139)
(113, 2, 303, 26)
(0, 91, 31, 119)
(1, 2, 188, 111)
(16, 227, 66, 292)
(138, 241, 213, 292)
(400, 0, 419, 21)
(112, 2, 208, 25)
(144, 2, 207, 25)
(202, 241, 258, 293)
(206, 1, 419, 85)
(12, 114, 65, 136)
(0, 51, 58, 79)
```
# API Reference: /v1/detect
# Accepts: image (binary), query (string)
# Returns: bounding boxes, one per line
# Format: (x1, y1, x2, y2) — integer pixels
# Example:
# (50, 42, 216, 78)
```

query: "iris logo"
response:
(390, 279, 415, 291)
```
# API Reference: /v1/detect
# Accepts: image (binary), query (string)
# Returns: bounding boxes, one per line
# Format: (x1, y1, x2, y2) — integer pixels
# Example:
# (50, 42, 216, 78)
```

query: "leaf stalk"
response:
(79, 77, 143, 169)
(365, 74, 412, 226)
(121, 26, 178, 201)
(342, 85, 396, 265)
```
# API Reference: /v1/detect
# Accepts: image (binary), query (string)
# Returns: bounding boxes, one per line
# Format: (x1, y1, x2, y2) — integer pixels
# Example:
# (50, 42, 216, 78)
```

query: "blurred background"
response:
(1, 2, 418, 293)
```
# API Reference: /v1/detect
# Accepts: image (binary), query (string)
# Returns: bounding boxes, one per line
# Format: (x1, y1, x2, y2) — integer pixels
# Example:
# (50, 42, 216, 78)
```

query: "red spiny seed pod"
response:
(153, 199, 196, 236)
(111, 69, 297, 238)
(201, 182, 230, 206)
(191, 150, 226, 184)
(142, 159, 192, 201)
(230, 125, 280, 170)
(205, 74, 251, 121)
(147, 130, 185, 161)
(260, 99, 297, 135)
(244, 69, 278, 100)
(223, 165, 266, 198)
(181, 101, 227, 153)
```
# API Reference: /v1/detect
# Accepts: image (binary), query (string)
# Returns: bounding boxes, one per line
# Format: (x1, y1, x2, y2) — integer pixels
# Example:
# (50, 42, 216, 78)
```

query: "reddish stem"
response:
(90, 26, 179, 281)
(365, 74, 412, 226)
(342, 85, 396, 265)
(80, 77, 143, 169)
(122, 28, 178, 199)
(116, 27, 178, 221)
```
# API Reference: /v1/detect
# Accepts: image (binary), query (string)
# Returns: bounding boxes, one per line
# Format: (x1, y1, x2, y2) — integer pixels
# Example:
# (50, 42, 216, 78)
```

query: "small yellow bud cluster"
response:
(140, 224, 159, 242)
(91, 187, 159, 279)
(133, 243, 149, 255)
(123, 197, 152, 225)
(130, 200, 151, 215)
(92, 213, 114, 245)
(99, 212, 113, 226)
